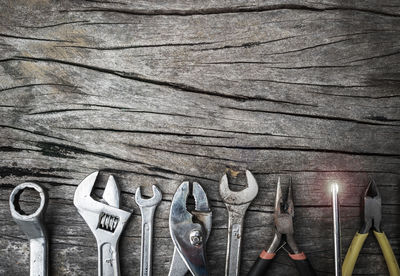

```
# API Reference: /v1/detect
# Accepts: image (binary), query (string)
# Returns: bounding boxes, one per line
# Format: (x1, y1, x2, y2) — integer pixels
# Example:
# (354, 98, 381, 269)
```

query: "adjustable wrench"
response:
(10, 182, 49, 276)
(219, 170, 259, 276)
(74, 171, 132, 276)
(135, 185, 162, 276)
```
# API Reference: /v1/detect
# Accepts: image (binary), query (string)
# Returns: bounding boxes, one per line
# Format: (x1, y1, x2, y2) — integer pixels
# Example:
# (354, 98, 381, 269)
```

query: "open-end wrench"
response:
(135, 185, 162, 276)
(219, 170, 259, 276)
(10, 182, 49, 276)
(74, 171, 132, 276)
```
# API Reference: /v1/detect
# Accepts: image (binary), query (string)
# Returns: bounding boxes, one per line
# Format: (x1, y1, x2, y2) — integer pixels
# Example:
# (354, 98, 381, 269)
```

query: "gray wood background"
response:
(1, 0, 399, 275)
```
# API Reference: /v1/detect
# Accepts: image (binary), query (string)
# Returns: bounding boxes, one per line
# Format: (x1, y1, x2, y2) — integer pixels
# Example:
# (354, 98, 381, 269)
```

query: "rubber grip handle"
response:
(247, 250, 275, 276)
(290, 252, 317, 276)
(342, 232, 368, 276)
(373, 231, 400, 276)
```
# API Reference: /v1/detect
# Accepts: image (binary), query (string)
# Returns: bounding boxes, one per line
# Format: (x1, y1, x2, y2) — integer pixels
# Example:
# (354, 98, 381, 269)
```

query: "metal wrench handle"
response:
(10, 183, 48, 276)
(98, 241, 120, 276)
(30, 237, 48, 276)
(139, 205, 157, 276)
(225, 203, 250, 276)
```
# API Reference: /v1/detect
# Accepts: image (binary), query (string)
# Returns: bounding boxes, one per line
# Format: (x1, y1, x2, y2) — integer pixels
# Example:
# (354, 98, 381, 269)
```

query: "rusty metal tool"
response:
(219, 170, 259, 276)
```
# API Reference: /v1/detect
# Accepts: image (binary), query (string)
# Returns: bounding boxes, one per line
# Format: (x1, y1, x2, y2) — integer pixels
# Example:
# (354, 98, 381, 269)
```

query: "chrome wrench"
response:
(135, 185, 162, 276)
(219, 170, 259, 276)
(74, 171, 132, 276)
(10, 182, 49, 276)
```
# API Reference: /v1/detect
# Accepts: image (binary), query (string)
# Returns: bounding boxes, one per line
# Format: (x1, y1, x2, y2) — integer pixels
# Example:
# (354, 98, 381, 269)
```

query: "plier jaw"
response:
(360, 179, 382, 234)
(268, 177, 299, 254)
(169, 182, 212, 276)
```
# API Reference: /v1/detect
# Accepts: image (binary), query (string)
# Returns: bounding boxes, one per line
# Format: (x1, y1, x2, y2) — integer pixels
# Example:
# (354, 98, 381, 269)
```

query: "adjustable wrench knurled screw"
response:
(135, 185, 162, 276)
(219, 170, 259, 276)
(10, 182, 49, 276)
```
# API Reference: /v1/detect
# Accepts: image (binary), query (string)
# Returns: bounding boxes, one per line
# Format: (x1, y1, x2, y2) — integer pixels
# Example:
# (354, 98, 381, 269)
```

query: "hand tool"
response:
(10, 182, 49, 276)
(135, 185, 162, 276)
(342, 179, 400, 276)
(168, 181, 212, 276)
(247, 178, 316, 276)
(219, 170, 259, 276)
(74, 171, 132, 276)
(331, 183, 342, 276)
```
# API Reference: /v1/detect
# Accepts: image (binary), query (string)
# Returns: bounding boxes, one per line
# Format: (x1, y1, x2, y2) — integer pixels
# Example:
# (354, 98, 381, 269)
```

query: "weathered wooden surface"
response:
(1, 0, 400, 275)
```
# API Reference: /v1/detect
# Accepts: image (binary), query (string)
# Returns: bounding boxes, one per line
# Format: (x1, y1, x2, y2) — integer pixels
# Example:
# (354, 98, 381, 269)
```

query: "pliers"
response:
(168, 181, 212, 276)
(342, 179, 400, 276)
(248, 178, 316, 276)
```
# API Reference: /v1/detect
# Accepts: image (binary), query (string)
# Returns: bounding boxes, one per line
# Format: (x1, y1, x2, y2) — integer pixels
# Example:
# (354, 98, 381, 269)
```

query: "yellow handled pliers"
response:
(342, 179, 400, 276)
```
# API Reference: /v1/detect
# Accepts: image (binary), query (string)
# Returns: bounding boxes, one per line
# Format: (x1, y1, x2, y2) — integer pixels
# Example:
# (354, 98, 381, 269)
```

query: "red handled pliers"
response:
(248, 178, 316, 276)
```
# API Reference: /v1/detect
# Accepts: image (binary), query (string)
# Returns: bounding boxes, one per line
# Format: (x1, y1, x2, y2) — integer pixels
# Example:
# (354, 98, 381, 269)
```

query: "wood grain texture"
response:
(0, 0, 399, 275)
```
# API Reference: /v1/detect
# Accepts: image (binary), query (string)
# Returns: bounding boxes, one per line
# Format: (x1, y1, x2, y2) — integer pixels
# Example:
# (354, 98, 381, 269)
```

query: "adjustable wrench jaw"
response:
(169, 182, 211, 276)
(74, 172, 131, 240)
(74, 172, 132, 276)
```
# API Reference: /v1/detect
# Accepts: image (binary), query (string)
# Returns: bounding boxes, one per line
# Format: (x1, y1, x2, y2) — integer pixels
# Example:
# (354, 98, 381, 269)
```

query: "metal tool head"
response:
(169, 181, 211, 276)
(274, 177, 294, 219)
(135, 185, 162, 207)
(10, 182, 48, 239)
(73, 171, 131, 241)
(10, 182, 49, 276)
(219, 170, 259, 205)
(268, 177, 299, 254)
(360, 178, 382, 234)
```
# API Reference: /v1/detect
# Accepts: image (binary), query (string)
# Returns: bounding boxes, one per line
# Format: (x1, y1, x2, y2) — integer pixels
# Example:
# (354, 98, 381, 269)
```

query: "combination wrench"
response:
(219, 170, 259, 276)
(135, 185, 162, 276)
(10, 182, 49, 276)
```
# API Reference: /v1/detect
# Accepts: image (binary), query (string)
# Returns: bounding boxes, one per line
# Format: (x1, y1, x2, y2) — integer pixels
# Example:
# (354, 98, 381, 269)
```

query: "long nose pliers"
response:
(342, 179, 400, 276)
(248, 178, 316, 276)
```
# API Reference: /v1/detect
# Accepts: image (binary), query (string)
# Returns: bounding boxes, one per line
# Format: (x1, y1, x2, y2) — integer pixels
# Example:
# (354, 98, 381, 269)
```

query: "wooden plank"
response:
(1, 0, 399, 275)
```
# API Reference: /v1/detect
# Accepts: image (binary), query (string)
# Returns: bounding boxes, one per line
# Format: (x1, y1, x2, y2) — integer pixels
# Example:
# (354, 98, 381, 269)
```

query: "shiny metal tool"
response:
(331, 183, 341, 276)
(74, 171, 132, 276)
(10, 182, 49, 276)
(219, 170, 259, 276)
(169, 181, 212, 276)
(135, 185, 162, 276)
